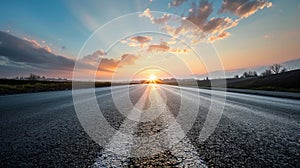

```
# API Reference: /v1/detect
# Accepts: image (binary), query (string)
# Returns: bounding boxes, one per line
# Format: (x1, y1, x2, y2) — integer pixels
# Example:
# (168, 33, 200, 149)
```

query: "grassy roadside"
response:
(0, 79, 111, 95)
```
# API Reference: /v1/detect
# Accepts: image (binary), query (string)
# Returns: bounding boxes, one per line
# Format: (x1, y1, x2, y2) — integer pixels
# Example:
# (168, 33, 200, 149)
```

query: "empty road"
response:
(0, 84, 299, 167)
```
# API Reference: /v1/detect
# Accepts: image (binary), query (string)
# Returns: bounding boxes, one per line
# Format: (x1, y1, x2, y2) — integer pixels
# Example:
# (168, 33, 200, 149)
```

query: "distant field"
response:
(197, 69, 300, 92)
(0, 80, 111, 95)
(161, 69, 300, 93)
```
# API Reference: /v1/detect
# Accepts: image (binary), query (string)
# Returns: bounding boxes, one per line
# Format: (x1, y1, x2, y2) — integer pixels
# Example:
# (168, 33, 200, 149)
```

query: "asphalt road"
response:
(0, 84, 299, 167)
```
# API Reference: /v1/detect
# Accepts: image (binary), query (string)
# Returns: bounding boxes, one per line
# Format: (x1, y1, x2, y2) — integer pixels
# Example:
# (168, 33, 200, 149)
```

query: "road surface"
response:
(0, 84, 299, 167)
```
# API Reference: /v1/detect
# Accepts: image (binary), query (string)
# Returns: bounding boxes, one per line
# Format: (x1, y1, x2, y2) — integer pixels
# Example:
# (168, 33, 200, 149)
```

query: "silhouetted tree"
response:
(29, 74, 40, 81)
(270, 64, 283, 74)
(234, 75, 239, 79)
(261, 69, 272, 76)
(242, 71, 258, 78)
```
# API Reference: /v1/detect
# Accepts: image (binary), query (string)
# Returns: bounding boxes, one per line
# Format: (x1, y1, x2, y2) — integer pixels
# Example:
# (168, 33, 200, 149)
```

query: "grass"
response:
(0, 80, 112, 95)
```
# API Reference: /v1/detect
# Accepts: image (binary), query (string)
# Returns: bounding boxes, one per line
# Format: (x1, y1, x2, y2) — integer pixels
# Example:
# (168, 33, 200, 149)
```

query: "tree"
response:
(261, 69, 272, 76)
(234, 75, 239, 79)
(270, 64, 282, 74)
(29, 74, 40, 81)
(280, 68, 287, 73)
(242, 71, 258, 78)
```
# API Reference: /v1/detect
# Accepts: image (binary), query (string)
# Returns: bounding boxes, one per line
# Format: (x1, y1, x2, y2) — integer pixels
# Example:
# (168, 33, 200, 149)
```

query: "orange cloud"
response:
(23, 37, 52, 53)
(81, 51, 139, 73)
(147, 42, 170, 52)
(209, 31, 230, 41)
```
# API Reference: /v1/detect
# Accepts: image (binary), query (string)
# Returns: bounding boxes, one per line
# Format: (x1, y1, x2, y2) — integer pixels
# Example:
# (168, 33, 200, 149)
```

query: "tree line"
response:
(235, 64, 287, 78)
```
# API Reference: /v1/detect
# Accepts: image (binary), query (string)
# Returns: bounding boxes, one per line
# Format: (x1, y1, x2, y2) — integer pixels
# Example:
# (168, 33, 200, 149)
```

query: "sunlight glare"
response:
(149, 74, 157, 81)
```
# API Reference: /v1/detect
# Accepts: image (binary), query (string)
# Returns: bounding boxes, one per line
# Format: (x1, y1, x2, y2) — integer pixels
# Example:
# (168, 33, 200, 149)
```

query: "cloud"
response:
(209, 31, 230, 41)
(186, 1, 214, 27)
(80, 50, 106, 67)
(183, 1, 239, 38)
(0, 31, 74, 72)
(122, 35, 152, 48)
(80, 50, 138, 72)
(168, 0, 188, 7)
(99, 54, 138, 72)
(140, 8, 153, 19)
(0, 31, 135, 77)
(130, 35, 152, 47)
(148, 43, 170, 52)
(98, 58, 120, 72)
(131, 36, 152, 43)
(152, 14, 171, 24)
(23, 37, 52, 53)
(162, 1, 239, 43)
(202, 17, 238, 34)
(139, 8, 171, 24)
(147, 42, 188, 53)
(219, 0, 272, 18)
(169, 48, 189, 53)
(120, 54, 139, 65)
(141, 0, 271, 43)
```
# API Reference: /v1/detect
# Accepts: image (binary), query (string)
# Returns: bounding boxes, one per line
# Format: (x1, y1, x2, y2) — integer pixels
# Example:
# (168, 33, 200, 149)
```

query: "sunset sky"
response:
(0, 0, 299, 80)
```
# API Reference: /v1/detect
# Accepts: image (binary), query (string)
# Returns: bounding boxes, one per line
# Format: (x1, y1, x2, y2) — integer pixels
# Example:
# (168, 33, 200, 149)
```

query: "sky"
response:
(0, 0, 299, 80)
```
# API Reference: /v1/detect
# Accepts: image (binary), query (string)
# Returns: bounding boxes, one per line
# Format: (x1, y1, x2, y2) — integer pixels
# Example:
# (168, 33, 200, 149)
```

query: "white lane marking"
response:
(93, 84, 207, 167)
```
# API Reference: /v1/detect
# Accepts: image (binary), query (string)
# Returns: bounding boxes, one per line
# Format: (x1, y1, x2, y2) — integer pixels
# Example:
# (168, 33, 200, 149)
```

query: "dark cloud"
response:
(143, 1, 238, 43)
(202, 17, 238, 34)
(131, 36, 152, 43)
(0, 31, 75, 71)
(219, 0, 272, 18)
(122, 35, 153, 48)
(183, 1, 238, 41)
(0, 32, 137, 78)
(186, 1, 214, 27)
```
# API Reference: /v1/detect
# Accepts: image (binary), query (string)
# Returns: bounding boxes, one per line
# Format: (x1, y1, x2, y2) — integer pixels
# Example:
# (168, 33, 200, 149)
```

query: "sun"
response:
(148, 74, 157, 84)
(149, 74, 157, 81)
